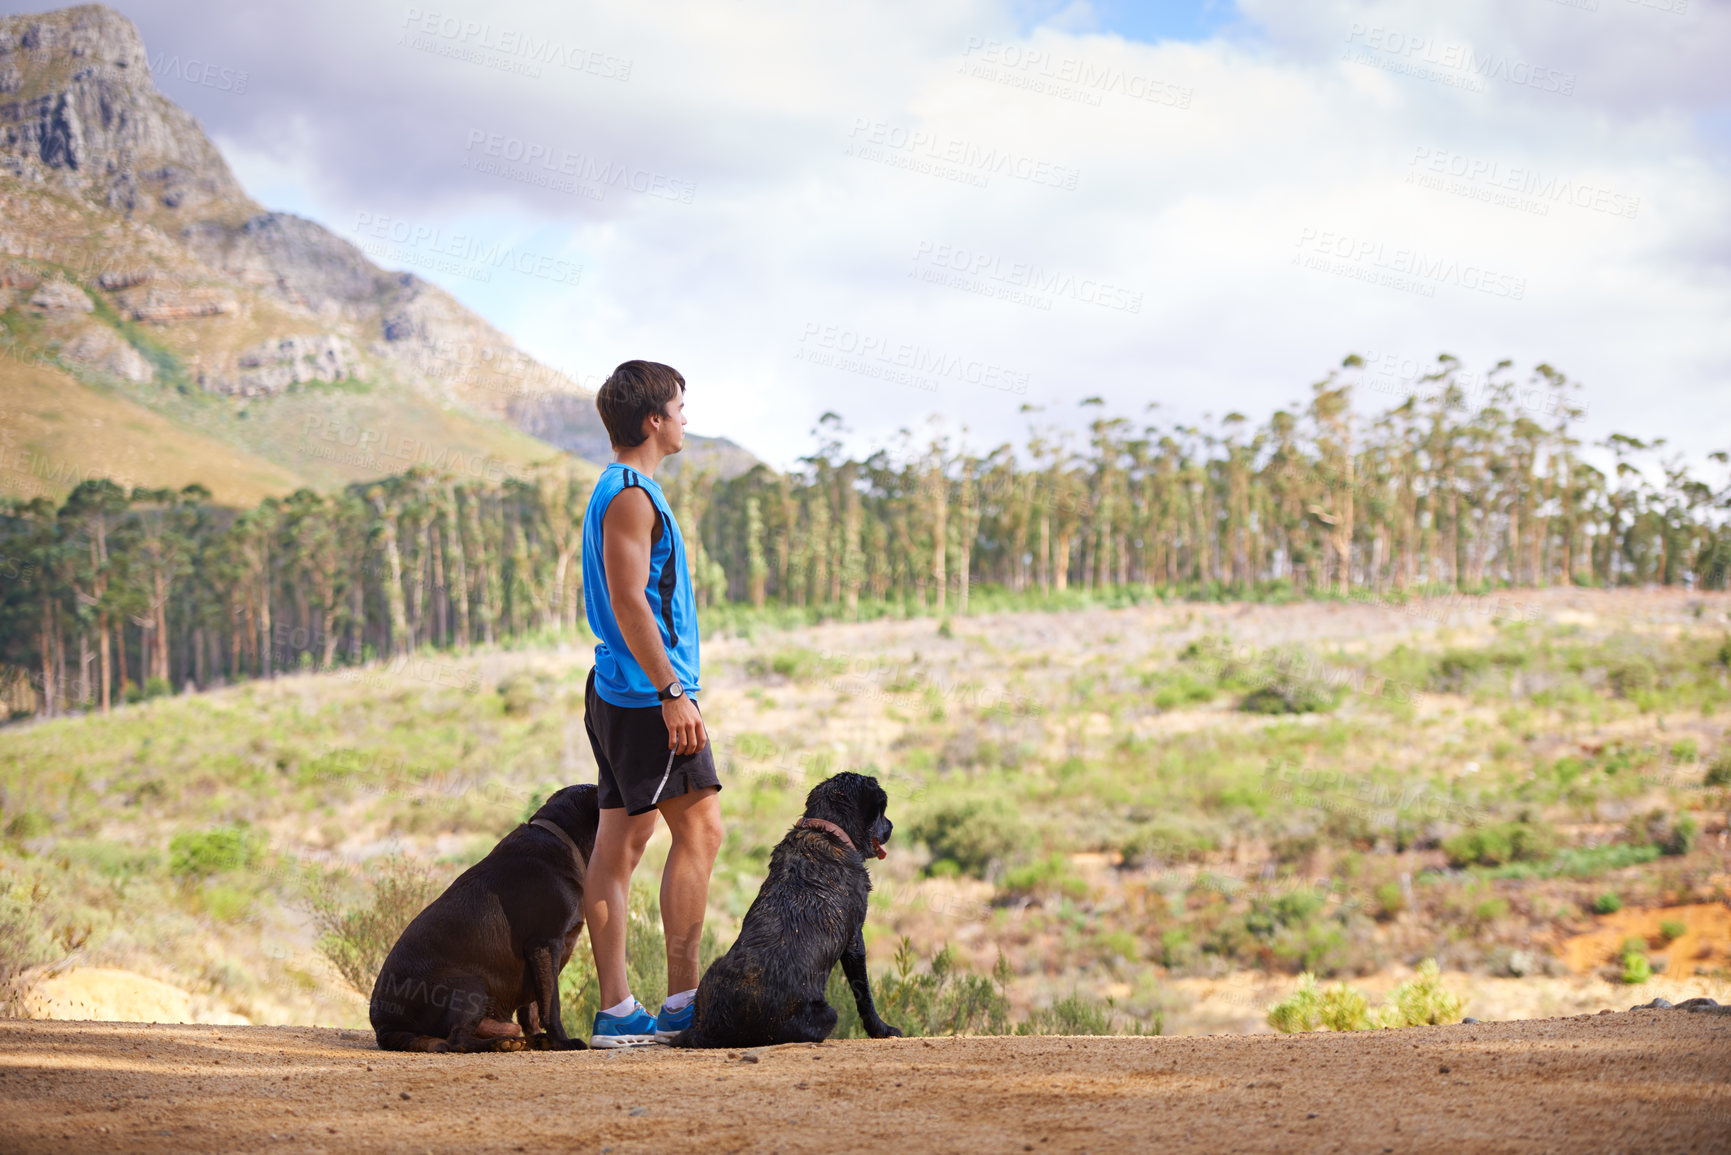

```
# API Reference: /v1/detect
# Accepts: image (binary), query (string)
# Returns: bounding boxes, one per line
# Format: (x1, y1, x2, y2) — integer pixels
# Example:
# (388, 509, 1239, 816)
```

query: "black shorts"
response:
(584, 669, 720, 815)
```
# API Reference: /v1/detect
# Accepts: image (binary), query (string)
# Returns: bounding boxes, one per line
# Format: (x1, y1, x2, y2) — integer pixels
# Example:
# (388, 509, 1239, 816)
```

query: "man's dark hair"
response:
(597, 360, 685, 449)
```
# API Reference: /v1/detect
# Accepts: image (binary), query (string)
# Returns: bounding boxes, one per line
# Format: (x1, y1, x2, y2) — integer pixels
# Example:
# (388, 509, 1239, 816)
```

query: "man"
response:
(579, 360, 723, 1047)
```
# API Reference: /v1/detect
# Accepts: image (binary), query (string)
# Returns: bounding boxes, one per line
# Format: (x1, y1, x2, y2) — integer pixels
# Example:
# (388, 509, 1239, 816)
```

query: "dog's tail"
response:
(374, 1030, 452, 1053)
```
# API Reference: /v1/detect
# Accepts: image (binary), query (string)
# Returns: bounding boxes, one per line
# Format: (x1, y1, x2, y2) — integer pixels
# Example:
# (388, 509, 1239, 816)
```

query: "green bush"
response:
(910, 802, 1027, 878)
(1593, 892, 1622, 915)
(309, 856, 441, 995)
(867, 939, 1011, 1038)
(1627, 810, 1698, 857)
(1118, 823, 1216, 867)
(1607, 658, 1658, 699)
(1318, 982, 1373, 1031)
(1267, 959, 1463, 1032)
(1704, 752, 1731, 788)
(1240, 663, 1341, 715)
(1619, 938, 1651, 984)
(1384, 959, 1465, 1026)
(1017, 992, 1113, 1036)
(168, 826, 260, 878)
(1000, 854, 1086, 902)
(1151, 672, 1217, 710)
(1441, 821, 1556, 868)
(3, 809, 51, 842)
(1267, 973, 1322, 1032)
(1658, 918, 1686, 943)
(142, 676, 172, 700)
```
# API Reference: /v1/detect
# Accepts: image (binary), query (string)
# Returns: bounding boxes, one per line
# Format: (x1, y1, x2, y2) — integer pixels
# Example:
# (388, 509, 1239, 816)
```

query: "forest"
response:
(2, 355, 1727, 717)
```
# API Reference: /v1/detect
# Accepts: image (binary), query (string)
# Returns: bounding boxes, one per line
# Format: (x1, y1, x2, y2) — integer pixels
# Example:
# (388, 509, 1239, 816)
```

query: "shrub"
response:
(910, 802, 1026, 878)
(1151, 672, 1216, 710)
(1267, 974, 1322, 1033)
(1627, 810, 1697, 857)
(1619, 938, 1651, 985)
(0, 880, 52, 1015)
(1018, 992, 1113, 1036)
(1593, 892, 1622, 915)
(868, 939, 1012, 1038)
(1658, 918, 1686, 943)
(1383, 959, 1465, 1026)
(1704, 752, 1731, 788)
(1373, 881, 1406, 920)
(1240, 668, 1340, 715)
(496, 672, 545, 716)
(1000, 854, 1086, 902)
(1607, 658, 1658, 699)
(1441, 821, 1556, 868)
(1318, 982, 1373, 1031)
(1118, 823, 1216, 868)
(168, 826, 260, 878)
(309, 856, 441, 995)
(142, 676, 172, 700)
(1669, 739, 1699, 764)
(3, 809, 51, 843)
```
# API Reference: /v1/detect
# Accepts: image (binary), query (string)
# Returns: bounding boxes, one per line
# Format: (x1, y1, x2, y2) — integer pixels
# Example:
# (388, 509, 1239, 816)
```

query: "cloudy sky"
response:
(13, 0, 1729, 469)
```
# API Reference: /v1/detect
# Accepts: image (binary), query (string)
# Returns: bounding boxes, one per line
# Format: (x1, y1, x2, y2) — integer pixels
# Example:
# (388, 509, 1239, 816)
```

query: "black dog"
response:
(671, 771, 902, 1047)
(370, 784, 598, 1052)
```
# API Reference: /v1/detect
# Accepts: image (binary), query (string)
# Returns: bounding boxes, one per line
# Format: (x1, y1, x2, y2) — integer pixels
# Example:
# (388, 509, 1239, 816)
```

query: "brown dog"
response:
(370, 784, 598, 1052)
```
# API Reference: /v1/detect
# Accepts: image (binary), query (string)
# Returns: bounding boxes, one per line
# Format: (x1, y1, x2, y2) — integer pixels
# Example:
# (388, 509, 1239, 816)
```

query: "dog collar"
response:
(797, 817, 857, 853)
(530, 818, 588, 881)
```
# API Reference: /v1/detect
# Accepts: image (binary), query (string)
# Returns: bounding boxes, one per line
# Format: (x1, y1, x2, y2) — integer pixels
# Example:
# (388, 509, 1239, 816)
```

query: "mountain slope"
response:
(0, 4, 750, 502)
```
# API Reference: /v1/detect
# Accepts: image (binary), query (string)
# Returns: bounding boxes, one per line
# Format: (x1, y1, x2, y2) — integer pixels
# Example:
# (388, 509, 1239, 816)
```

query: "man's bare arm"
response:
(603, 487, 706, 754)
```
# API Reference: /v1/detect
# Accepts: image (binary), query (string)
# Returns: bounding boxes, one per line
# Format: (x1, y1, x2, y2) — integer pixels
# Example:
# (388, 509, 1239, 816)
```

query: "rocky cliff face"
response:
(0, 4, 752, 497)
(0, 3, 251, 224)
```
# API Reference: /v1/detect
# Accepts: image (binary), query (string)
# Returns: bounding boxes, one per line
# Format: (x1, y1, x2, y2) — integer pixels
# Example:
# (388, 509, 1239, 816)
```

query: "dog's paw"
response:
(492, 1037, 527, 1053)
(866, 1022, 903, 1039)
(559, 1036, 589, 1051)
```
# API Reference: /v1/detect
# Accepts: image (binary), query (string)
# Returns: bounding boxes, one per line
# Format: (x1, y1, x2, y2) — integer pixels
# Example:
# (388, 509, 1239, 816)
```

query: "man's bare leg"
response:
(584, 805, 660, 1011)
(656, 786, 724, 998)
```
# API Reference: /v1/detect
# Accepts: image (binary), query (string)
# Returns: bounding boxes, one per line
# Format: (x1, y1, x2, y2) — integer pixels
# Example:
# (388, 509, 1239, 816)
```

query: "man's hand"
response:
(663, 695, 706, 755)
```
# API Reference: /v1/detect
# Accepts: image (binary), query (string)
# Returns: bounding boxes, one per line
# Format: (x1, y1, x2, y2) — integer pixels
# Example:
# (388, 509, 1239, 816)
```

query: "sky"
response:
(10, 0, 1729, 471)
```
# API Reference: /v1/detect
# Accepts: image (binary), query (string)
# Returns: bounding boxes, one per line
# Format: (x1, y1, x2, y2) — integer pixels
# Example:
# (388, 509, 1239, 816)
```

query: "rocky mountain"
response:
(0, 4, 752, 504)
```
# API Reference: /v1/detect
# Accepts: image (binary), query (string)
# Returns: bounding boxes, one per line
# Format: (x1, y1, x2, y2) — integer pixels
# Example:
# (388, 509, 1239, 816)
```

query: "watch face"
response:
(665, 682, 683, 699)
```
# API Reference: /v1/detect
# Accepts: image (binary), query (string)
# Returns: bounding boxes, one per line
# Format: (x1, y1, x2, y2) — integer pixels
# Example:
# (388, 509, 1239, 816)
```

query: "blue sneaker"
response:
(654, 999, 695, 1042)
(589, 1000, 659, 1048)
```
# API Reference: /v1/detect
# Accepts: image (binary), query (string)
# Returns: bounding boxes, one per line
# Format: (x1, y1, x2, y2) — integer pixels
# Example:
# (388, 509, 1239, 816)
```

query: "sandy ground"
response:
(1, 1011, 1727, 1154)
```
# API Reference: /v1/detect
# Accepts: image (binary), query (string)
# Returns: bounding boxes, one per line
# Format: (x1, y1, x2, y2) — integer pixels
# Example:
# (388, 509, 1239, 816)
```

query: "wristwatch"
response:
(657, 679, 685, 702)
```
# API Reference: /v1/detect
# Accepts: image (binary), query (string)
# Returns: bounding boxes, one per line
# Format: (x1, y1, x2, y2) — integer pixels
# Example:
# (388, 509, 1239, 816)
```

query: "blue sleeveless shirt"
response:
(582, 463, 702, 708)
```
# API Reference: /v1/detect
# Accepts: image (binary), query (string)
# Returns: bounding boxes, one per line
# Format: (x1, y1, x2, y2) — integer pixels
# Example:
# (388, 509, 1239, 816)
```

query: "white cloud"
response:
(22, 0, 1729, 467)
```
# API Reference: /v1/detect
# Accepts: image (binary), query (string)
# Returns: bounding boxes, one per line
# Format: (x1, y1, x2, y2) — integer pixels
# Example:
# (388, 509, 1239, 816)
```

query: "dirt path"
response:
(2, 1011, 1728, 1154)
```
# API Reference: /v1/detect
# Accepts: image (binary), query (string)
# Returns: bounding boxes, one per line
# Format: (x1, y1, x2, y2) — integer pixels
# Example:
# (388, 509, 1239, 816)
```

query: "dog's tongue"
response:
(871, 839, 887, 860)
